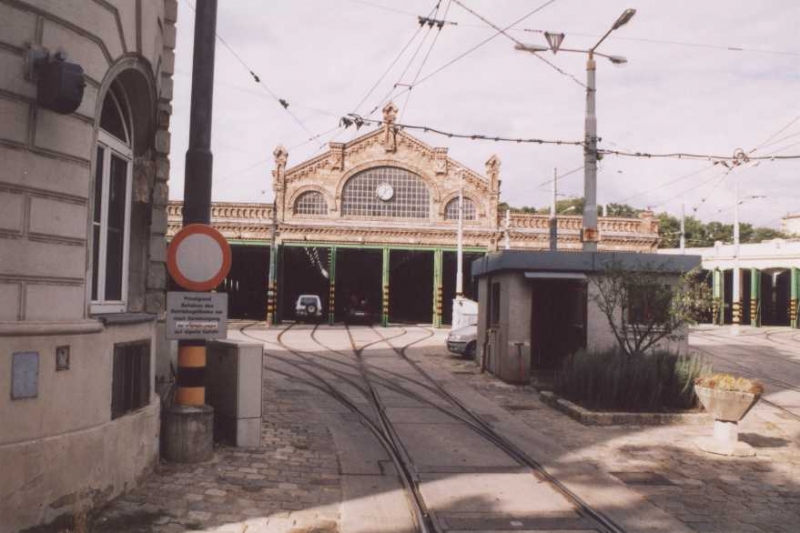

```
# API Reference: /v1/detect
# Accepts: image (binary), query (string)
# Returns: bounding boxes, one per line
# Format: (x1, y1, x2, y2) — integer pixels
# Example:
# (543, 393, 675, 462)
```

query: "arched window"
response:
(341, 166, 430, 219)
(444, 197, 477, 221)
(91, 81, 133, 313)
(294, 191, 328, 215)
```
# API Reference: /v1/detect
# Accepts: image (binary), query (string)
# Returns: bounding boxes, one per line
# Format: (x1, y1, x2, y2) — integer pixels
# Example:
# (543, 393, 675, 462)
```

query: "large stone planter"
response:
(694, 385, 760, 456)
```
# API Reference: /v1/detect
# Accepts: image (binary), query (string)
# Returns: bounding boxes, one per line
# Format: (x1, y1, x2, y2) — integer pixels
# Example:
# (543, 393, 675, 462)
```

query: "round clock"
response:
(375, 182, 394, 201)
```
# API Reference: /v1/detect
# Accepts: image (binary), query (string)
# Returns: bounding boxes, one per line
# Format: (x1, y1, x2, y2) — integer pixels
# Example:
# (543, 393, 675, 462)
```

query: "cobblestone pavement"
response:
(90, 324, 800, 533)
(91, 332, 343, 533)
(417, 326, 800, 533)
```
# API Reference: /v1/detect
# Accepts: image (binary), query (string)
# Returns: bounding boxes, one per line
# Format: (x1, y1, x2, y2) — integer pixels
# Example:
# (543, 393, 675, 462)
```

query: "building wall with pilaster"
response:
(0, 1, 177, 530)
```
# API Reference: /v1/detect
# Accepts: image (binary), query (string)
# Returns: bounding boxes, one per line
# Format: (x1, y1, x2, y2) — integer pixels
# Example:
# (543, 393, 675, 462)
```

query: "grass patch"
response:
(554, 348, 710, 412)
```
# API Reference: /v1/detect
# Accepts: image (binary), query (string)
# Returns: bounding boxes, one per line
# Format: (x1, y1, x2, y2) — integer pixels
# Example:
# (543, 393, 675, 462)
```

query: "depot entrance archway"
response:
(275, 243, 485, 326)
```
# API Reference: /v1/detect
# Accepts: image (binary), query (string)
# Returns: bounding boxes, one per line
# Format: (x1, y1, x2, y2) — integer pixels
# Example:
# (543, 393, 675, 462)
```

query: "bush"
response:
(554, 348, 711, 412)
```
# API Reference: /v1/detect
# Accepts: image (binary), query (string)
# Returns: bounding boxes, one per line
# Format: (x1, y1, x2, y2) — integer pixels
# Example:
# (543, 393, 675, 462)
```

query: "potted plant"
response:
(694, 373, 764, 456)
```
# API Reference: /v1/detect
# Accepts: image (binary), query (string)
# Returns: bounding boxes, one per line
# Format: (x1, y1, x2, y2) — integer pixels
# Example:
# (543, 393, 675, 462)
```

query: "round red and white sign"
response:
(167, 224, 232, 292)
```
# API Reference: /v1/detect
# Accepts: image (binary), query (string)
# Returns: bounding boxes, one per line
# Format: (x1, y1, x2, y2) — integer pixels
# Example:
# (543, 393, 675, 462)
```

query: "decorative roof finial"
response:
(382, 101, 398, 125)
(273, 145, 288, 172)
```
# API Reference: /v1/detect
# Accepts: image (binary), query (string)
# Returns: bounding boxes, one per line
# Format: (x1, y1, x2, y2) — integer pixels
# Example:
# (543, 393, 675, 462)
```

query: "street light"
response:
(516, 8, 636, 252)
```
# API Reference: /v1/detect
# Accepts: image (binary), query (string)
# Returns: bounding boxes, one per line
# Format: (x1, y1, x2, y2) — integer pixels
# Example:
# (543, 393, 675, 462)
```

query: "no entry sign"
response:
(167, 224, 232, 292)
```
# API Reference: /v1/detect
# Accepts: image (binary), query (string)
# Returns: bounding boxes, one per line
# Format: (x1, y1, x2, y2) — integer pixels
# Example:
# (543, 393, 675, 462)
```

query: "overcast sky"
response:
(170, 0, 800, 229)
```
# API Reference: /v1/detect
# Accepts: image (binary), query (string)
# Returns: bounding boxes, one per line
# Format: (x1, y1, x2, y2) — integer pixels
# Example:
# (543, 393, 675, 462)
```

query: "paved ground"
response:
(420, 325, 800, 533)
(87, 324, 800, 533)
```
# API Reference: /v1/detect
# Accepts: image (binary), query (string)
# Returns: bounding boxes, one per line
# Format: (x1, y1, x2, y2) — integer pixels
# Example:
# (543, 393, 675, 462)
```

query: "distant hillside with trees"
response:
(499, 199, 788, 248)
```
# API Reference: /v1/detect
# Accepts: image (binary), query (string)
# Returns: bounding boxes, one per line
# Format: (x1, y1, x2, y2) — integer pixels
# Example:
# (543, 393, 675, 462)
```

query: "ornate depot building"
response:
(168, 103, 660, 325)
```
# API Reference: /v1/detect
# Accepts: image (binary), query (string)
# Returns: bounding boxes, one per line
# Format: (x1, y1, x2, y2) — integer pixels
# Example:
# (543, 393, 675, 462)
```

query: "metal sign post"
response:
(167, 224, 231, 405)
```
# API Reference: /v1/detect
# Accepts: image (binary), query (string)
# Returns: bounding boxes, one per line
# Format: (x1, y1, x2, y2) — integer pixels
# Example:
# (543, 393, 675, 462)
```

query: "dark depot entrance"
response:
(389, 250, 433, 324)
(280, 246, 331, 321)
(530, 277, 587, 371)
(335, 248, 382, 323)
(220, 245, 269, 320)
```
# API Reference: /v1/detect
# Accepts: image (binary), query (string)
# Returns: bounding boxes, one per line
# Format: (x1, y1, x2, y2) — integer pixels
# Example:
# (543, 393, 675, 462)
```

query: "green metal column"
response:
(750, 268, 761, 327)
(791, 267, 799, 329)
(267, 244, 279, 325)
(432, 249, 443, 328)
(712, 269, 723, 325)
(381, 247, 390, 327)
(328, 247, 337, 326)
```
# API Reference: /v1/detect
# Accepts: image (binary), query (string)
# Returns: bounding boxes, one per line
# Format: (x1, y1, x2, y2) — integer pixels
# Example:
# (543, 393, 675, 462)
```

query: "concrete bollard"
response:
(162, 404, 214, 463)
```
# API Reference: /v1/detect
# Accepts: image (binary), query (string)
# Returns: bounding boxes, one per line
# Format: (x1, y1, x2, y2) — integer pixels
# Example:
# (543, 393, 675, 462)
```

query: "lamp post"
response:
(516, 8, 635, 252)
(456, 170, 464, 297)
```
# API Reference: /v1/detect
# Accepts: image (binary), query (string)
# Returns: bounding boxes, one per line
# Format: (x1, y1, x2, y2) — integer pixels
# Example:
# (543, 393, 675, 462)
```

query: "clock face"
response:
(376, 182, 394, 201)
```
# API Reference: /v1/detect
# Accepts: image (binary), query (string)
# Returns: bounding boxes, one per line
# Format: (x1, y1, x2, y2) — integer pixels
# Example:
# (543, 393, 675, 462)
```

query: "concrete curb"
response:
(539, 390, 712, 426)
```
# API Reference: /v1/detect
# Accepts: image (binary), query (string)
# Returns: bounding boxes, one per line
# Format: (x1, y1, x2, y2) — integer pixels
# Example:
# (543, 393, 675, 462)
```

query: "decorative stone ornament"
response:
(485, 155, 501, 192)
(382, 102, 398, 153)
(433, 147, 448, 175)
(695, 385, 761, 456)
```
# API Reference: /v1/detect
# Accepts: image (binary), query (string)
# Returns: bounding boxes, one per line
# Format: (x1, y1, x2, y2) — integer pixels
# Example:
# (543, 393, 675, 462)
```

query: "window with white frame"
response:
(91, 82, 133, 313)
(444, 197, 477, 220)
(341, 166, 430, 219)
(294, 191, 328, 215)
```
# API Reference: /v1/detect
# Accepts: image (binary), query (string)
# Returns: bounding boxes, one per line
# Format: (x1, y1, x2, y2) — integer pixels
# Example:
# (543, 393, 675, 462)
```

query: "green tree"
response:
(743, 226, 787, 243)
(605, 202, 643, 218)
(591, 262, 712, 356)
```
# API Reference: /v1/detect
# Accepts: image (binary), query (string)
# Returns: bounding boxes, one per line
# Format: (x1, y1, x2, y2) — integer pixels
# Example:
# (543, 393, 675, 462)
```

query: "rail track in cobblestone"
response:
(240, 323, 625, 533)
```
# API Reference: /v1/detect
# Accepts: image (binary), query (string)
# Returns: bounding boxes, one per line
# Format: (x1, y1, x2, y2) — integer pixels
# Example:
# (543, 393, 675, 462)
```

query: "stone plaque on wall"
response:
(12, 351, 39, 400)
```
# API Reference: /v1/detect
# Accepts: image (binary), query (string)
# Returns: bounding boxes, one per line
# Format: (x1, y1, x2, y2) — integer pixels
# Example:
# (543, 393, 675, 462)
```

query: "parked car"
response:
(295, 294, 323, 322)
(446, 324, 477, 358)
(345, 294, 374, 324)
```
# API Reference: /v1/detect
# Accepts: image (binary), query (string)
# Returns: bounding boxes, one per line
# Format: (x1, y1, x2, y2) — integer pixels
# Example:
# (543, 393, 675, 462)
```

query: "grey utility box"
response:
(206, 339, 263, 447)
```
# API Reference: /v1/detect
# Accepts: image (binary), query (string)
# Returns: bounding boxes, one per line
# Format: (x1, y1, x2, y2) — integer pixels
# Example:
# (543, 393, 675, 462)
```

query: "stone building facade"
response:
(168, 103, 660, 326)
(0, 1, 177, 530)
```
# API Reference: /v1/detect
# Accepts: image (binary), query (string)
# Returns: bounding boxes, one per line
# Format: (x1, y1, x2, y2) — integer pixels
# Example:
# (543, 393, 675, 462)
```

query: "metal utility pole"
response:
(680, 203, 686, 252)
(456, 171, 464, 297)
(175, 0, 217, 409)
(732, 172, 741, 332)
(183, 0, 217, 226)
(549, 168, 558, 251)
(583, 56, 599, 251)
(515, 8, 635, 253)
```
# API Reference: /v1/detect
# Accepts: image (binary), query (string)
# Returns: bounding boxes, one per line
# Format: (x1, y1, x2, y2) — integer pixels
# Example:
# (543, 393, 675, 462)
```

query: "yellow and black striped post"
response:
(328, 246, 337, 325)
(381, 247, 390, 327)
(791, 267, 799, 329)
(176, 342, 206, 405)
(731, 300, 742, 326)
(432, 248, 443, 327)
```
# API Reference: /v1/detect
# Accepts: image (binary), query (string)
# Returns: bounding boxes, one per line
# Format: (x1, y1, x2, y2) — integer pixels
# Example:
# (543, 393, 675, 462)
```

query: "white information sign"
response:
(166, 292, 228, 340)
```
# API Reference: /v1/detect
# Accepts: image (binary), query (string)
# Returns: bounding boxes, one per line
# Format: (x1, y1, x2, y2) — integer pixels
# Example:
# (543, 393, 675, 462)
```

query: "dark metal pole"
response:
(176, 0, 217, 408)
(183, 0, 217, 226)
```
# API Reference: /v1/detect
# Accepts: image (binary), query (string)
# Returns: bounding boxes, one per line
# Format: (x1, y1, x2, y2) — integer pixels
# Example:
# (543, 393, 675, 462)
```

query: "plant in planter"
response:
(694, 373, 764, 456)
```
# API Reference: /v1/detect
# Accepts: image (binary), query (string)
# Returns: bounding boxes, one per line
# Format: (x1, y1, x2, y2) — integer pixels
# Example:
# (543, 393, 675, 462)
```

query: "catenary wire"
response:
(401, 1, 453, 120)
(182, 0, 324, 146)
(366, 0, 562, 115)
(451, 0, 586, 88)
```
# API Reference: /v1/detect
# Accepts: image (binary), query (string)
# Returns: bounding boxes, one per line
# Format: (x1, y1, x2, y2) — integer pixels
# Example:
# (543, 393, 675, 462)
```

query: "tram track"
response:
(238, 322, 626, 533)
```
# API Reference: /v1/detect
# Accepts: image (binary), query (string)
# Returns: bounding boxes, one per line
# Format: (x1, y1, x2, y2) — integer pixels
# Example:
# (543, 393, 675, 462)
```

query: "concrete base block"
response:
(697, 421, 755, 456)
(696, 437, 755, 457)
(162, 404, 214, 463)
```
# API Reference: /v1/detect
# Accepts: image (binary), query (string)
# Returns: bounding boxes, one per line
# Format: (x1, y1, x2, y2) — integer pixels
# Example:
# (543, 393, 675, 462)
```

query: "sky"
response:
(170, 0, 800, 229)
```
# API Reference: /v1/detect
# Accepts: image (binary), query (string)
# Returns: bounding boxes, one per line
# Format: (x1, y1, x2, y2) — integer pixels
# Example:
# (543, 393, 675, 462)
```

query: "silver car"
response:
(446, 324, 477, 358)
